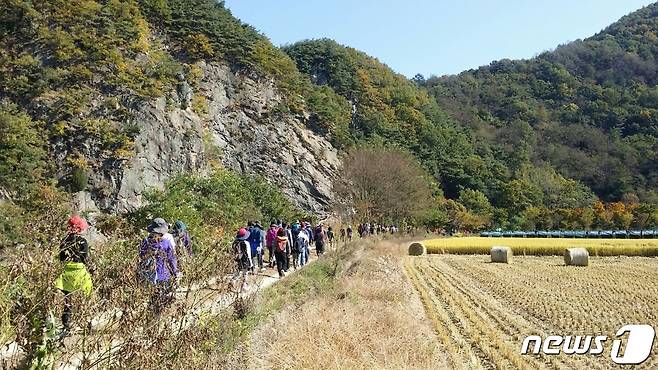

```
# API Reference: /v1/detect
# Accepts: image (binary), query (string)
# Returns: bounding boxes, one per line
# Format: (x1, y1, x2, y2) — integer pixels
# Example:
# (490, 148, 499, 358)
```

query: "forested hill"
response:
(422, 3, 658, 203)
(1, 0, 657, 236)
(0, 0, 353, 217)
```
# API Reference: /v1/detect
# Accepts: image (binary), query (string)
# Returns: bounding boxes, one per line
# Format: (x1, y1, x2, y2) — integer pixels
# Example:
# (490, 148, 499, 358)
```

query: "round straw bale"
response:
(490, 246, 512, 263)
(408, 242, 426, 256)
(564, 248, 589, 266)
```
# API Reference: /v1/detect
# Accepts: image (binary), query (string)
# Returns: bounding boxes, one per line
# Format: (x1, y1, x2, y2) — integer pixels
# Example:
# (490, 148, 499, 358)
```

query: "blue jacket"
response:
(247, 227, 264, 255)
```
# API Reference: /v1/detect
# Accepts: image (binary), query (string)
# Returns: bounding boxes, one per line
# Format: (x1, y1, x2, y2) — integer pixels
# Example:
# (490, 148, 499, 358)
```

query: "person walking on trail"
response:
(302, 223, 312, 264)
(247, 221, 264, 273)
(274, 228, 288, 278)
(231, 228, 252, 292)
(172, 220, 191, 273)
(327, 227, 335, 249)
(314, 224, 327, 256)
(55, 215, 93, 335)
(140, 219, 178, 315)
(282, 223, 294, 272)
(172, 220, 192, 256)
(150, 218, 176, 253)
(306, 221, 315, 243)
(265, 222, 279, 268)
(347, 225, 353, 242)
(296, 228, 309, 267)
(291, 221, 301, 270)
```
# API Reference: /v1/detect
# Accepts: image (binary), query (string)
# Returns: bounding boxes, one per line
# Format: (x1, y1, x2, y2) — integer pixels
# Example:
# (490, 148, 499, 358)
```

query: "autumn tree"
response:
(334, 147, 439, 224)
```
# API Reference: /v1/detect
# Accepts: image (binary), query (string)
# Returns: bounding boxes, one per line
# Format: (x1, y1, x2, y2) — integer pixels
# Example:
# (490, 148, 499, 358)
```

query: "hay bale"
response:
(408, 242, 426, 256)
(564, 248, 589, 266)
(490, 246, 512, 263)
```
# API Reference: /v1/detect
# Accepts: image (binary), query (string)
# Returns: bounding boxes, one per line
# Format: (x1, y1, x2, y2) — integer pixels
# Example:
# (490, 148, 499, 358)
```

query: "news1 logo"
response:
(521, 325, 656, 365)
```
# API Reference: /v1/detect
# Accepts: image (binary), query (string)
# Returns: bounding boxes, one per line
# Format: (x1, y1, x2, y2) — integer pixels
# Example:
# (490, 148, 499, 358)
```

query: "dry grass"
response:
(250, 240, 448, 369)
(405, 254, 658, 369)
(424, 237, 658, 256)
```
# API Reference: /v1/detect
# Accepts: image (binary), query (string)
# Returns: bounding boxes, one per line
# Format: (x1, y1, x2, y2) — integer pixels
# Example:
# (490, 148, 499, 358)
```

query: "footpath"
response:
(1, 250, 319, 369)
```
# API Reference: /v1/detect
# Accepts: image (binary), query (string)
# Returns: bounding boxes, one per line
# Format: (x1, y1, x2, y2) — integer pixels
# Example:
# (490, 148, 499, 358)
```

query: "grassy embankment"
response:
(246, 237, 448, 369)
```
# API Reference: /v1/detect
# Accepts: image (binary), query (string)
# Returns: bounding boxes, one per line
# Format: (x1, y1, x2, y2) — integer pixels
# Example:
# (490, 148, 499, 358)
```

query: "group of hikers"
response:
(53, 214, 340, 335)
(55, 216, 193, 334)
(54, 213, 406, 335)
(230, 220, 334, 291)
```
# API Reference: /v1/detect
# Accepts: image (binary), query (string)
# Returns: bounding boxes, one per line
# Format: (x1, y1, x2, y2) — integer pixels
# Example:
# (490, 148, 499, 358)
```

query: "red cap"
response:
(237, 228, 249, 239)
(68, 215, 88, 233)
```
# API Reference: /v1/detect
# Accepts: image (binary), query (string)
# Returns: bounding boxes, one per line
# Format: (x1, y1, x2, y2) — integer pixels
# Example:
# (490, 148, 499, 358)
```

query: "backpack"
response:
(266, 228, 279, 247)
(232, 240, 248, 265)
(139, 240, 165, 285)
(296, 235, 308, 253)
(315, 227, 325, 242)
(139, 253, 158, 284)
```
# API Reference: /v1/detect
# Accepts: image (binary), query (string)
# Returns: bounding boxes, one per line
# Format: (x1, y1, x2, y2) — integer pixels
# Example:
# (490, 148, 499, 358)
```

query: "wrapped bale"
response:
(564, 248, 589, 266)
(490, 246, 512, 263)
(408, 242, 426, 256)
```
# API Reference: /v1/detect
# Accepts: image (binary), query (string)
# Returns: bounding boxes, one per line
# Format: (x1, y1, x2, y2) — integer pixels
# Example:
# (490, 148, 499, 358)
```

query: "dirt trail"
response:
(24, 253, 320, 369)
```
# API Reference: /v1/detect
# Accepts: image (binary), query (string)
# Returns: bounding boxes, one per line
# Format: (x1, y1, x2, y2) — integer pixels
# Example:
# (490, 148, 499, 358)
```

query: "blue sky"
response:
(224, 0, 655, 78)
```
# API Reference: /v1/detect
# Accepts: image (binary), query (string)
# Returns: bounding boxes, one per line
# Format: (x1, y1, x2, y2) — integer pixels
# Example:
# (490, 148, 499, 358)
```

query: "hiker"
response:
(296, 227, 309, 267)
(140, 219, 178, 314)
(291, 221, 302, 269)
(55, 215, 93, 334)
(231, 228, 252, 291)
(265, 222, 279, 268)
(282, 223, 294, 272)
(347, 225, 353, 241)
(247, 221, 265, 272)
(274, 228, 288, 277)
(303, 222, 313, 262)
(327, 226, 335, 249)
(172, 220, 192, 256)
(314, 223, 327, 256)
(172, 220, 191, 273)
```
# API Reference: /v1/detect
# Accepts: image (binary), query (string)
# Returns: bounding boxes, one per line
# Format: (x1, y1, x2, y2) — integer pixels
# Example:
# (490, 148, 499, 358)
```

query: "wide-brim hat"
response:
(147, 218, 169, 234)
(236, 228, 250, 241)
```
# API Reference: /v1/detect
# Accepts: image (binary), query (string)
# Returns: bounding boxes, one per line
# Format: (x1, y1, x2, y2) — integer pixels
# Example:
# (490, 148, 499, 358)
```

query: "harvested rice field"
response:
(404, 254, 658, 369)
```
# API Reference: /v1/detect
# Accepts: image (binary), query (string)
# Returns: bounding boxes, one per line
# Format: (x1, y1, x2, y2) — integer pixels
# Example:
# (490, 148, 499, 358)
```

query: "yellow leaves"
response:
(186, 64, 204, 88)
(185, 34, 215, 59)
(52, 121, 68, 137)
(133, 18, 152, 53)
(191, 94, 209, 117)
(563, 102, 579, 112)
(66, 152, 90, 170)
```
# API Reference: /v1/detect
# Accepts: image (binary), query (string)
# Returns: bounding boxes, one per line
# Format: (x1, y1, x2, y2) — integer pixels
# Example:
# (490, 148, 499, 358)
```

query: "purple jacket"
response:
(178, 231, 192, 256)
(140, 237, 178, 282)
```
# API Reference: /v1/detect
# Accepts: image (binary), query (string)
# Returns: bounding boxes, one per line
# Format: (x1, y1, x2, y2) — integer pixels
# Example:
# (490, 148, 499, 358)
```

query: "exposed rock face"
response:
(114, 99, 207, 212)
(83, 62, 339, 215)
(199, 62, 339, 214)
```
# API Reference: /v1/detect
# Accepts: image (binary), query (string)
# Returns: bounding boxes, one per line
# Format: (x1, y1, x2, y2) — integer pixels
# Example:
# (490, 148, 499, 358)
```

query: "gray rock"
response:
(79, 61, 340, 216)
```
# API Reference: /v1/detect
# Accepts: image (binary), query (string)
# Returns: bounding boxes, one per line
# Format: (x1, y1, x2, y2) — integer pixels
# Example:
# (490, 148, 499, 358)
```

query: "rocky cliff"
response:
(76, 61, 339, 216)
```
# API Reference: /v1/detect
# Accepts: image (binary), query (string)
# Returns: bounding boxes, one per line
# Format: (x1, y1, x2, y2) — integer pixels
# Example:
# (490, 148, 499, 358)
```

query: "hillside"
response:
(1, 0, 657, 236)
(0, 0, 348, 220)
(423, 3, 658, 203)
(282, 5, 658, 229)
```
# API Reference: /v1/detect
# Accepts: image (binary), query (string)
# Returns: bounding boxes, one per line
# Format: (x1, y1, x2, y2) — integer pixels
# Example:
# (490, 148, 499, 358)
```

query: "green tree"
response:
(0, 104, 46, 201)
